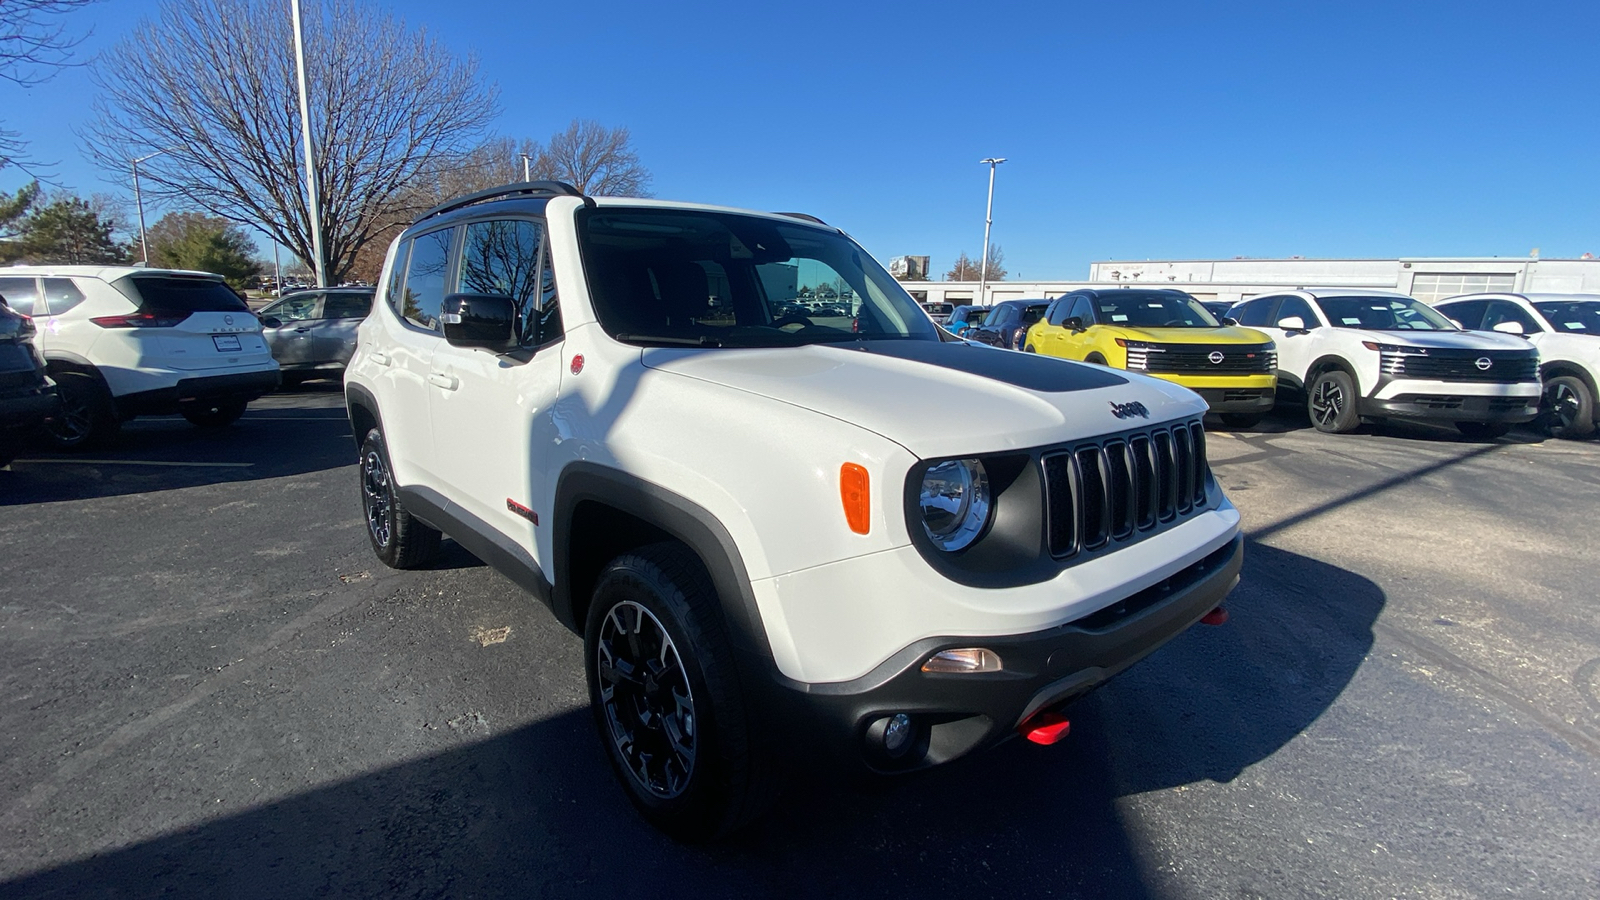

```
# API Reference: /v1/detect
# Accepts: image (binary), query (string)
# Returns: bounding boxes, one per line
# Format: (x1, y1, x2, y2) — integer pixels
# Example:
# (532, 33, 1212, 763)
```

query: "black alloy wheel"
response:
(1544, 375, 1596, 439)
(43, 372, 117, 449)
(362, 445, 394, 549)
(1308, 370, 1359, 433)
(358, 428, 440, 568)
(595, 599, 698, 800)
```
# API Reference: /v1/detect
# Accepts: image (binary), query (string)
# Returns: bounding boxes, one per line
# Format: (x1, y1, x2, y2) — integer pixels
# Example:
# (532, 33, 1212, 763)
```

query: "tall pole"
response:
(291, 0, 326, 288)
(132, 158, 149, 265)
(520, 154, 532, 182)
(273, 241, 282, 295)
(976, 157, 1006, 308)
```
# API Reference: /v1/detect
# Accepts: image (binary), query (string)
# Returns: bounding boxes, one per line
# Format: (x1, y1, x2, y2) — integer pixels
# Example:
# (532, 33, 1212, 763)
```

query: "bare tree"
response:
(536, 119, 652, 197)
(1, 0, 100, 173)
(944, 245, 1007, 281)
(82, 0, 497, 283)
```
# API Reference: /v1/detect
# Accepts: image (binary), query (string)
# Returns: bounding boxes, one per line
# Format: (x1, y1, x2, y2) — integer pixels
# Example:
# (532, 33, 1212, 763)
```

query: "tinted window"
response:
(400, 227, 455, 331)
(323, 291, 373, 319)
(1276, 296, 1317, 327)
(458, 219, 542, 342)
(1482, 301, 1540, 334)
(1067, 295, 1094, 324)
(1091, 290, 1217, 328)
(0, 277, 39, 316)
(1531, 301, 1600, 334)
(1235, 297, 1280, 327)
(577, 208, 934, 347)
(1435, 299, 1489, 330)
(385, 241, 411, 316)
(43, 278, 86, 315)
(1315, 295, 1456, 331)
(533, 238, 563, 345)
(120, 276, 248, 313)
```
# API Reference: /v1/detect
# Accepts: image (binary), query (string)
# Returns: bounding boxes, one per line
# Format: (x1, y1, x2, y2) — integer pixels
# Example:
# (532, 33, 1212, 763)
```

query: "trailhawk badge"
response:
(1109, 400, 1151, 420)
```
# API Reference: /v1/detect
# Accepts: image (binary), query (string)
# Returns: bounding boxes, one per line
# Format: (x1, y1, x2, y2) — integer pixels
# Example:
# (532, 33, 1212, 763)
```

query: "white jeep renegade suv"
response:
(0, 266, 280, 447)
(346, 183, 1244, 839)
(1228, 288, 1541, 438)
(1431, 293, 1600, 439)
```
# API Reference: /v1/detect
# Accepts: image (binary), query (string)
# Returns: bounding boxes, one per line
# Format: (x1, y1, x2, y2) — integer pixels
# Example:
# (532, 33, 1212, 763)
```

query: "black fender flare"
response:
(344, 382, 386, 452)
(1306, 355, 1361, 395)
(43, 351, 109, 388)
(553, 463, 775, 667)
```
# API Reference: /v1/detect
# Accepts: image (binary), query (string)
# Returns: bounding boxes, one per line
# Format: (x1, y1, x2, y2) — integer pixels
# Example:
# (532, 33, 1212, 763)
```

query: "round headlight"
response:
(919, 458, 991, 552)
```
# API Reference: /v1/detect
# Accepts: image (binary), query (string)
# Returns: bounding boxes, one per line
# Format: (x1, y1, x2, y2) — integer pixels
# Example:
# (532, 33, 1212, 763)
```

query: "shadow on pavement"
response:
(0, 541, 1382, 900)
(0, 385, 354, 507)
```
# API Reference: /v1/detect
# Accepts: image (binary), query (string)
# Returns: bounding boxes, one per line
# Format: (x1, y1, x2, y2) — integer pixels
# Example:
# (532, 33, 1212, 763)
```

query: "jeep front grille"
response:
(1042, 419, 1210, 558)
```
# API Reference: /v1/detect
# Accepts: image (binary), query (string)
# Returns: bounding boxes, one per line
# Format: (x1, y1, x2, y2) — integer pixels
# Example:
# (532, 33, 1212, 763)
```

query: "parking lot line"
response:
(12, 459, 254, 468)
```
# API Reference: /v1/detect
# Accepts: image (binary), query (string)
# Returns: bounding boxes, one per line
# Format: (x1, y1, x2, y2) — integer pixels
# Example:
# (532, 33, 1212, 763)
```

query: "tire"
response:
(1307, 369, 1360, 434)
(359, 427, 440, 569)
(1456, 421, 1511, 441)
(1085, 353, 1107, 367)
(1219, 413, 1263, 430)
(182, 398, 248, 428)
(585, 542, 779, 841)
(1023, 344, 1036, 354)
(1544, 375, 1597, 439)
(44, 371, 119, 450)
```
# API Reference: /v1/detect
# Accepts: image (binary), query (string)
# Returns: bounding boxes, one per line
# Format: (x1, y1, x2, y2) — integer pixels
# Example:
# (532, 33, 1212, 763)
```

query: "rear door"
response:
(260, 291, 323, 366)
(314, 291, 374, 365)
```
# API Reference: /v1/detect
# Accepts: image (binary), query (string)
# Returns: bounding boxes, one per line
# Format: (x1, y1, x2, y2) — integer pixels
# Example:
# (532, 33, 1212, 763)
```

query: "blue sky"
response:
(3, 0, 1595, 278)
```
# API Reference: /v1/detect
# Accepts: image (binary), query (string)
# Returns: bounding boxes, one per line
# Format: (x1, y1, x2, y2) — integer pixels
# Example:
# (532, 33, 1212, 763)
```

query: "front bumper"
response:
(1358, 392, 1539, 423)
(0, 381, 60, 433)
(1191, 387, 1276, 413)
(775, 534, 1243, 773)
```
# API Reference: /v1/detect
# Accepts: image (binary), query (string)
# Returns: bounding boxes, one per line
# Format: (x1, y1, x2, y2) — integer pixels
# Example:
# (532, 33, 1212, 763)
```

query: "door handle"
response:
(293, 327, 311, 333)
(428, 372, 459, 391)
(369, 351, 391, 366)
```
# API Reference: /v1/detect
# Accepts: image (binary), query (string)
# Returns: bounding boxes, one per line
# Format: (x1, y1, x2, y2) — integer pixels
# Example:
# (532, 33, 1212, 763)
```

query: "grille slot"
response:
(1043, 420, 1210, 560)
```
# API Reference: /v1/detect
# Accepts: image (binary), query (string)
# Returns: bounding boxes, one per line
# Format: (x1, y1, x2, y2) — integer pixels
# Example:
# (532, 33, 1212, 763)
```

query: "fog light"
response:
(883, 713, 913, 755)
(921, 648, 1003, 674)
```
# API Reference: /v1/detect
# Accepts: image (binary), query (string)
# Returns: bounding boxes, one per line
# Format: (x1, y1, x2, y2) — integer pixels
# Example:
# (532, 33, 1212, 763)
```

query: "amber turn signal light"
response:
(840, 463, 870, 534)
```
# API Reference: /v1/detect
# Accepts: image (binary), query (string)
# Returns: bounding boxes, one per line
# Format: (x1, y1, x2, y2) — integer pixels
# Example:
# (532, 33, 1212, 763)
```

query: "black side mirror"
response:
(260, 316, 282, 329)
(1222, 316, 1238, 326)
(442, 293, 517, 352)
(1063, 316, 1086, 332)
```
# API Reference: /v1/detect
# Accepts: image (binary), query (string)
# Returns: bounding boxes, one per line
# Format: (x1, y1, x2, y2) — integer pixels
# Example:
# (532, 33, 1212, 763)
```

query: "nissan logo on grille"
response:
(1208, 350, 1225, 365)
(1475, 357, 1492, 371)
(1109, 400, 1150, 420)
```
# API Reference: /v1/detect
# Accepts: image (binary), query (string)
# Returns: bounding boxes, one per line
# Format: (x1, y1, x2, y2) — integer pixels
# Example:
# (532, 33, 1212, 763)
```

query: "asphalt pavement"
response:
(1, 388, 1596, 899)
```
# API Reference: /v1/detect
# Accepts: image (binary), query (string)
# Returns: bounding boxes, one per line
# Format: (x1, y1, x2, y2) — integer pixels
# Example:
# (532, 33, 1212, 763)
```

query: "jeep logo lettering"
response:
(1208, 350, 1225, 365)
(1475, 357, 1492, 371)
(1109, 400, 1150, 419)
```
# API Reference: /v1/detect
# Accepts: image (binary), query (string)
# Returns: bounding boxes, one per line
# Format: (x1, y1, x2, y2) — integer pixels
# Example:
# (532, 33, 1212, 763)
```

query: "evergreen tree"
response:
(1, 194, 125, 264)
(146, 211, 262, 287)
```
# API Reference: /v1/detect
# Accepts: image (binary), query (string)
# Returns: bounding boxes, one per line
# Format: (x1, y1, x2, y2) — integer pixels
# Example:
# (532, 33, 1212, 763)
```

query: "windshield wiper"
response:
(615, 333, 724, 347)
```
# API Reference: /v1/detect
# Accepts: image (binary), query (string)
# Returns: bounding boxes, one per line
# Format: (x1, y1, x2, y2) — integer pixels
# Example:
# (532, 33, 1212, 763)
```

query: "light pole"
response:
(519, 153, 533, 182)
(976, 157, 1006, 308)
(131, 148, 175, 265)
(291, 0, 326, 287)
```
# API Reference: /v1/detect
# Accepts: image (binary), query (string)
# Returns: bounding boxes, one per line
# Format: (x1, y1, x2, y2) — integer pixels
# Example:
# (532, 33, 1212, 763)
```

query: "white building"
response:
(897, 256, 1600, 307)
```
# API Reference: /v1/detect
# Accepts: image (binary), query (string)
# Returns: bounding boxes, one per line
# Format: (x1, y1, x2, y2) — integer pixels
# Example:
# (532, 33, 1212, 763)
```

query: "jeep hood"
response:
(639, 340, 1207, 458)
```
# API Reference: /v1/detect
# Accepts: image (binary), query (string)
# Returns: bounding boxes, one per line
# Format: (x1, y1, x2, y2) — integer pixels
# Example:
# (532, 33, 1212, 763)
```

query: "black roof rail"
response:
(774, 211, 828, 226)
(418, 180, 594, 221)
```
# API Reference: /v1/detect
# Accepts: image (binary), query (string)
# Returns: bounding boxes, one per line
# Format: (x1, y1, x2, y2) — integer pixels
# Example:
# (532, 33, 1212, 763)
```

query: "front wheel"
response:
(1456, 421, 1511, 441)
(1307, 370, 1361, 433)
(1544, 375, 1596, 439)
(44, 372, 119, 450)
(585, 543, 779, 841)
(182, 398, 248, 427)
(359, 428, 440, 569)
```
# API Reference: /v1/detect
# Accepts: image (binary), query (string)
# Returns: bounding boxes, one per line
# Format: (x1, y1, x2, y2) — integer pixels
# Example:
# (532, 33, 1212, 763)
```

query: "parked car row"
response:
(952, 286, 1597, 440)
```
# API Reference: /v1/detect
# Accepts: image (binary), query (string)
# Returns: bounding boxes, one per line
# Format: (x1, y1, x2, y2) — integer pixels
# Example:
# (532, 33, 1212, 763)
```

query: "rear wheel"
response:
(182, 398, 248, 428)
(359, 428, 440, 568)
(1307, 369, 1360, 433)
(44, 372, 119, 450)
(1219, 413, 1263, 429)
(1544, 375, 1596, 438)
(585, 543, 779, 841)
(1456, 421, 1511, 441)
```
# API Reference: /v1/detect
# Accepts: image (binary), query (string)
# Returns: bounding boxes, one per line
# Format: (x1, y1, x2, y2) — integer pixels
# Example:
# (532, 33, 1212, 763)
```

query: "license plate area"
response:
(212, 335, 242, 352)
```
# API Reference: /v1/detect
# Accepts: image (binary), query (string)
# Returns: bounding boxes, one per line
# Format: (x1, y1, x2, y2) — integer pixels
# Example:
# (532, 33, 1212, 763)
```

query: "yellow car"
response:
(1025, 288, 1278, 427)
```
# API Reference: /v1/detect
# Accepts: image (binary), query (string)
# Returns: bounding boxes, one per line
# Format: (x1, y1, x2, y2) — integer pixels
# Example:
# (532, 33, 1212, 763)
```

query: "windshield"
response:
(576, 208, 937, 347)
(1091, 291, 1218, 328)
(1532, 301, 1600, 334)
(1316, 296, 1456, 331)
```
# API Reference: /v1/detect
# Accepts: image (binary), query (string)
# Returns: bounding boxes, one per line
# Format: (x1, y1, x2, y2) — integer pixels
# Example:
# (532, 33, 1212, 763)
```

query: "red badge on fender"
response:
(570, 354, 584, 375)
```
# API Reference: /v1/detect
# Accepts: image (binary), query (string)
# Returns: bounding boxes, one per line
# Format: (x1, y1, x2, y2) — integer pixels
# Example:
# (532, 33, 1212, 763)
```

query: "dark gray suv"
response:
(0, 297, 59, 467)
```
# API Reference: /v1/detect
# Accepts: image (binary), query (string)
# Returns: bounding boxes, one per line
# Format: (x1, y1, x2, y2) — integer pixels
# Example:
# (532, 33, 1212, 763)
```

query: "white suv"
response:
(1227, 288, 1541, 438)
(1431, 293, 1600, 439)
(346, 183, 1244, 839)
(0, 266, 280, 447)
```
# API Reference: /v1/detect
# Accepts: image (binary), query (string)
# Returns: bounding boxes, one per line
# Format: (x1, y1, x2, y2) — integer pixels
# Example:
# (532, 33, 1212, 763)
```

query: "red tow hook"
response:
(1019, 711, 1071, 745)
(1200, 606, 1229, 626)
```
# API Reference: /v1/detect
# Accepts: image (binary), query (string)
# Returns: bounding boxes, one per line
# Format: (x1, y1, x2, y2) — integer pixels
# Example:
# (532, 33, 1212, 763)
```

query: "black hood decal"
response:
(828, 340, 1129, 393)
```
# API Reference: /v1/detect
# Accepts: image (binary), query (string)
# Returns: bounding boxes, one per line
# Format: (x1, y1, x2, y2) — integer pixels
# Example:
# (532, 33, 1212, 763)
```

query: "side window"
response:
(384, 241, 411, 316)
(1235, 297, 1280, 327)
(534, 238, 563, 345)
(0, 277, 40, 317)
(459, 218, 542, 344)
(1483, 300, 1540, 334)
(1276, 296, 1317, 327)
(271, 293, 321, 321)
(1068, 295, 1094, 324)
(43, 278, 86, 315)
(400, 227, 455, 331)
(1437, 300, 1488, 330)
(323, 292, 372, 319)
